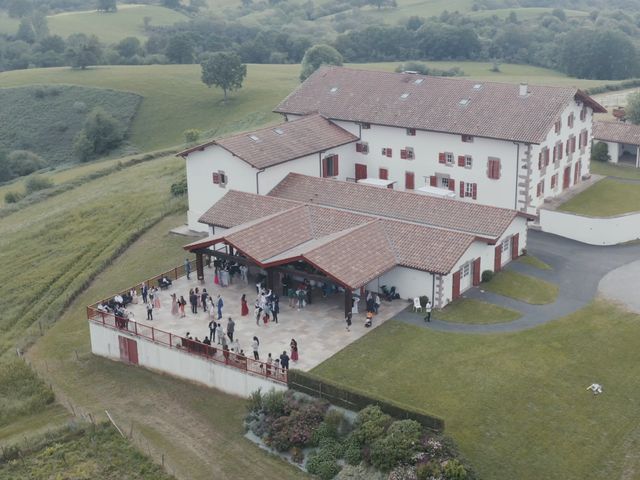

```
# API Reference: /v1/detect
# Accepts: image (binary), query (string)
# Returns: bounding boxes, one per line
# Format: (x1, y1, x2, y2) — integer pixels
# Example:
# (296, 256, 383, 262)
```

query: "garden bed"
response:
(245, 389, 475, 480)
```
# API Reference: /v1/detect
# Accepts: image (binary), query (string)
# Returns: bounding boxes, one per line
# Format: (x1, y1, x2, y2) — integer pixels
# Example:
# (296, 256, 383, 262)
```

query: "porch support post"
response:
(344, 289, 352, 318)
(196, 252, 204, 283)
(266, 268, 276, 293)
(636, 145, 639, 168)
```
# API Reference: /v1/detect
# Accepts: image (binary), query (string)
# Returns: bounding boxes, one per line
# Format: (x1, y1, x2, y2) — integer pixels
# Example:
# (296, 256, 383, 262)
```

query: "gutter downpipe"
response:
(431, 275, 436, 308)
(256, 168, 266, 194)
(514, 142, 521, 210)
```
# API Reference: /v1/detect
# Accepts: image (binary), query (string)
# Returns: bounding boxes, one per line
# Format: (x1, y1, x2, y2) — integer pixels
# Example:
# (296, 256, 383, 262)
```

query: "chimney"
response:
(519, 83, 528, 97)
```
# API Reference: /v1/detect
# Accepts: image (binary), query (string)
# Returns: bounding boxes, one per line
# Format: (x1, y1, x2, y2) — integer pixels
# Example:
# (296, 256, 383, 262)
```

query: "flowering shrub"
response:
(307, 448, 341, 480)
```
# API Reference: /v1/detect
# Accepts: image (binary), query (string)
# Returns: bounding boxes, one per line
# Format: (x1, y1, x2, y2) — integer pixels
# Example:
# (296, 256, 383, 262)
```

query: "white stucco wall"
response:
(539, 209, 640, 245)
(89, 322, 286, 398)
(602, 141, 620, 163)
(366, 267, 435, 302)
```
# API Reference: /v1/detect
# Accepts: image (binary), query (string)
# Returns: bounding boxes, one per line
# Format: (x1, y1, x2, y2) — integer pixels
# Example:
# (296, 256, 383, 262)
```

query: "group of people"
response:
(248, 287, 280, 325)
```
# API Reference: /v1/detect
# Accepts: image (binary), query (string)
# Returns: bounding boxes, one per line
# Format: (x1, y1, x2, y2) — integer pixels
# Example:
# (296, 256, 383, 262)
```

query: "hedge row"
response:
(287, 369, 445, 432)
(584, 78, 640, 96)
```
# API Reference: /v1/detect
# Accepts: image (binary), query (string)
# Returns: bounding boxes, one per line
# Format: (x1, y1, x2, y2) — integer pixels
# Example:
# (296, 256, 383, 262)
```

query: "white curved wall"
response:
(539, 208, 640, 245)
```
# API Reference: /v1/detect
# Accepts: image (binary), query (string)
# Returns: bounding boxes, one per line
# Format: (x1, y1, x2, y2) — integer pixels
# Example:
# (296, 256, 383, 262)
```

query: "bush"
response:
(75, 107, 125, 160)
(73, 132, 94, 162)
(262, 389, 286, 418)
(290, 446, 304, 464)
(591, 142, 610, 163)
(247, 388, 262, 414)
(307, 448, 341, 480)
(419, 295, 429, 308)
(25, 175, 53, 194)
(481, 270, 494, 283)
(312, 420, 339, 445)
(352, 405, 391, 446)
(417, 461, 442, 480)
(4, 191, 25, 203)
(6, 150, 47, 177)
(343, 435, 363, 465)
(183, 128, 201, 144)
(443, 459, 468, 480)
(170, 176, 187, 196)
(369, 420, 422, 472)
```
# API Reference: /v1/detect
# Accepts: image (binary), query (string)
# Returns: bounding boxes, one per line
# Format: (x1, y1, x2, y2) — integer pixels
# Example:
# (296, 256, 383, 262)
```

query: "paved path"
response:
(598, 258, 640, 314)
(396, 230, 640, 334)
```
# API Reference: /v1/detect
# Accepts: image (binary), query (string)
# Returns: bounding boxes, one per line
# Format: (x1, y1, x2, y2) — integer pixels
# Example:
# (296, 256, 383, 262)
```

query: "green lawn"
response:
(0, 85, 140, 165)
(312, 301, 640, 480)
(518, 254, 552, 271)
(559, 178, 640, 217)
(591, 161, 640, 181)
(46, 4, 188, 43)
(483, 270, 558, 304)
(435, 298, 521, 325)
(25, 213, 307, 480)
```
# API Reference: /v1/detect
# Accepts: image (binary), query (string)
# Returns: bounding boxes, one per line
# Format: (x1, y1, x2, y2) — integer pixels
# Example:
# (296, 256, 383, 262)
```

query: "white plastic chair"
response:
(412, 297, 422, 313)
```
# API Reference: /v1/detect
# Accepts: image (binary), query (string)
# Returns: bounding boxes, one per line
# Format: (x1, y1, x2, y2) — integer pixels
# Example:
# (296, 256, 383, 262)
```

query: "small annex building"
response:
(593, 120, 640, 168)
(185, 174, 531, 310)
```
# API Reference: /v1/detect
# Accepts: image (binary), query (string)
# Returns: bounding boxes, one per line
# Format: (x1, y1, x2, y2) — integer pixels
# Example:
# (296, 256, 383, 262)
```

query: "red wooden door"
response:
(563, 166, 571, 190)
(472, 258, 481, 286)
(119, 336, 129, 362)
(574, 160, 581, 185)
(511, 233, 519, 260)
(355, 163, 367, 180)
(127, 339, 139, 365)
(494, 244, 502, 272)
(452, 271, 461, 300)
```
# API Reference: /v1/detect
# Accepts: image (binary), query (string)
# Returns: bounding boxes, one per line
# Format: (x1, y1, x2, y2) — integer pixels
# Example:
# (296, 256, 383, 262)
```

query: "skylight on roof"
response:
(329, 87, 338, 93)
(249, 134, 260, 142)
(414, 78, 424, 85)
(400, 93, 410, 99)
(459, 98, 470, 106)
(274, 128, 284, 135)
(473, 83, 483, 90)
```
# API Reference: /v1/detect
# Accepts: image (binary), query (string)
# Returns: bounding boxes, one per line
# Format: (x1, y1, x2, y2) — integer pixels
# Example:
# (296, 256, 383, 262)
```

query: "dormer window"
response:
(360, 122, 371, 129)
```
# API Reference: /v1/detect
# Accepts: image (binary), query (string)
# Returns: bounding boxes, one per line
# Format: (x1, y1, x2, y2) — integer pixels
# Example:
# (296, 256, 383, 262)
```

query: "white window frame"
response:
(501, 237, 511, 256)
(445, 152, 454, 165)
(441, 177, 450, 189)
(465, 155, 473, 169)
(465, 182, 474, 197)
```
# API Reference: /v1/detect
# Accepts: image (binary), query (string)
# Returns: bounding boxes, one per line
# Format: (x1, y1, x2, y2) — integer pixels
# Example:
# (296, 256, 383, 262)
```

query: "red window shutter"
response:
(552, 145, 557, 162)
(405, 172, 415, 190)
(487, 160, 493, 178)
(545, 148, 550, 165)
(355, 163, 367, 180)
(212, 172, 220, 184)
(538, 152, 543, 170)
(379, 168, 388, 180)
(448, 179, 455, 191)
(356, 142, 362, 153)
(459, 181, 465, 197)
(429, 175, 437, 187)
(472, 183, 477, 199)
(401, 149, 407, 160)
(387, 148, 392, 158)
(572, 136, 576, 153)
(472, 258, 481, 286)
(558, 142, 563, 159)
(458, 155, 465, 167)
(322, 159, 328, 178)
(452, 271, 461, 300)
(438, 152, 445, 163)
(494, 244, 502, 272)
(568, 113, 573, 128)
(566, 140, 570, 156)
(332, 155, 339, 176)
(495, 159, 501, 179)
(511, 233, 519, 260)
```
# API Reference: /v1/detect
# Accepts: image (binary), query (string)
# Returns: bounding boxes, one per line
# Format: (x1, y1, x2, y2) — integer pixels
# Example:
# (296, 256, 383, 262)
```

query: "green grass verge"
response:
(559, 178, 640, 216)
(0, 359, 54, 428)
(0, 403, 69, 447)
(518, 254, 552, 271)
(26, 213, 307, 479)
(0, 422, 175, 479)
(312, 301, 640, 480)
(483, 270, 558, 304)
(0, 63, 618, 153)
(435, 298, 521, 325)
(591, 161, 640, 180)
(46, 5, 188, 44)
(0, 154, 184, 359)
(0, 85, 140, 165)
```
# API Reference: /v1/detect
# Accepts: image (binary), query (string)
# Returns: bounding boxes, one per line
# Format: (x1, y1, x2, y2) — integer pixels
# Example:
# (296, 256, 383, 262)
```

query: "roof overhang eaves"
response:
(576, 90, 607, 114)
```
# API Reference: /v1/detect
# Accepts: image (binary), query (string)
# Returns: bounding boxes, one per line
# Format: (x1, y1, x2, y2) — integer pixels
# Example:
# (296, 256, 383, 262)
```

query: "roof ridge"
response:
(302, 220, 378, 257)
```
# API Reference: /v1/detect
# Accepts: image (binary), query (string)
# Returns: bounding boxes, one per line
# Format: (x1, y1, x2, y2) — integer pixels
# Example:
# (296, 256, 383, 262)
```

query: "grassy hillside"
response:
(0, 85, 140, 165)
(0, 63, 615, 153)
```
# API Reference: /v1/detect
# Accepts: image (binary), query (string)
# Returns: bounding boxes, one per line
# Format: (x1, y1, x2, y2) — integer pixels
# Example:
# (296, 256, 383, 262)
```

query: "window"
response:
(212, 171, 227, 187)
(322, 155, 339, 177)
(462, 134, 474, 143)
(441, 177, 450, 189)
(536, 180, 545, 197)
(501, 237, 511, 256)
(487, 158, 501, 179)
(465, 182, 474, 197)
(382, 147, 392, 158)
(460, 262, 471, 278)
(554, 120, 561, 134)
(406, 128, 416, 136)
(379, 168, 388, 180)
(355, 142, 368, 154)
(551, 173, 558, 189)
(405, 171, 415, 190)
(458, 155, 472, 168)
(568, 113, 574, 128)
(539, 148, 550, 170)
(445, 152, 454, 164)
(580, 106, 587, 121)
(400, 147, 415, 160)
(360, 122, 371, 129)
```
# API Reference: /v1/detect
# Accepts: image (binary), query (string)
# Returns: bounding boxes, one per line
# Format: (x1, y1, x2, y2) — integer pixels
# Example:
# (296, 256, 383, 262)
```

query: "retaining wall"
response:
(539, 208, 640, 245)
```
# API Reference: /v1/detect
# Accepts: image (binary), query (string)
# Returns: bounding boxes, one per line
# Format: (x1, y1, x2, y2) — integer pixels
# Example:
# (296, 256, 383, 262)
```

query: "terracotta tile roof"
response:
(269, 173, 519, 239)
(199, 190, 300, 227)
(186, 194, 478, 283)
(178, 113, 357, 169)
(274, 67, 605, 144)
(593, 121, 640, 146)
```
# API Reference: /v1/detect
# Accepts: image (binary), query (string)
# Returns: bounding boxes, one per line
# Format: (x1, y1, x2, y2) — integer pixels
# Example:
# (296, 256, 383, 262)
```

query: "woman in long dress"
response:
(171, 293, 179, 316)
(153, 287, 161, 309)
(241, 294, 249, 316)
(290, 338, 299, 362)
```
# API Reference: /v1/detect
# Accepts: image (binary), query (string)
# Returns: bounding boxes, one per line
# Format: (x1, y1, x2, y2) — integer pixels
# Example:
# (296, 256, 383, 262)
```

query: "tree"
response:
(65, 33, 102, 69)
(165, 33, 194, 63)
(625, 92, 640, 125)
(30, 11, 49, 40)
(97, 0, 117, 12)
(16, 18, 35, 44)
(591, 142, 610, 163)
(163, 0, 180, 8)
(300, 44, 342, 81)
(75, 107, 125, 160)
(200, 51, 247, 101)
(7, 0, 33, 18)
(6, 150, 47, 176)
(116, 36, 141, 58)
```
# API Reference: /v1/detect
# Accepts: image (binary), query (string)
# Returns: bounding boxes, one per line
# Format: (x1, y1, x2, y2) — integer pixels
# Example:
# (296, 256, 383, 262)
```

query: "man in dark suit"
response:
(141, 284, 148, 304)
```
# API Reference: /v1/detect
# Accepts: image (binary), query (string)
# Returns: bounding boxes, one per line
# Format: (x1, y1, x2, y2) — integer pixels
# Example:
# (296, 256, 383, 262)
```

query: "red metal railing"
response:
(87, 306, 288, 384)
